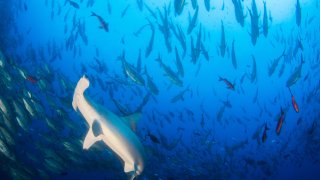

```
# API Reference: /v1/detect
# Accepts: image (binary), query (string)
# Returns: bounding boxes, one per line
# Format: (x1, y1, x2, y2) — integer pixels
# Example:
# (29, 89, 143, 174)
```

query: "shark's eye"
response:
(92, 120, 103, 137)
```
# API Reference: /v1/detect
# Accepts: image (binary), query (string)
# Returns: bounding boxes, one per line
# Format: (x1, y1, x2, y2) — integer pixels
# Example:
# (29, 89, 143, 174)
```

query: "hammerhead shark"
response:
(72, 75, 146, 179)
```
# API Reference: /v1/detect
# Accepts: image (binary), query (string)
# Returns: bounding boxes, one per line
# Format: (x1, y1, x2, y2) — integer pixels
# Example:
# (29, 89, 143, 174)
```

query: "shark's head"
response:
(72, 75, 90, 111)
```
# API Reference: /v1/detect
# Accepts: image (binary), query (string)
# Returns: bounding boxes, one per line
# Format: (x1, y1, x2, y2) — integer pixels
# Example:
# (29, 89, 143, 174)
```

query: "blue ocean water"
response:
(0, 0, 319, 179)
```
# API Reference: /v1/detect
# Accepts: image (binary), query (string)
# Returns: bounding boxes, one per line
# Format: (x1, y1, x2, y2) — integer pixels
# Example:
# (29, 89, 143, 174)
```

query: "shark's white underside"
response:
(72, 76, 146, 179)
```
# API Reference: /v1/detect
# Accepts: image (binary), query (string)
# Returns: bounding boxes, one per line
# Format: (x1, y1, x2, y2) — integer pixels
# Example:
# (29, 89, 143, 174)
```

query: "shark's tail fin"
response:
(72, 75, 90, 111)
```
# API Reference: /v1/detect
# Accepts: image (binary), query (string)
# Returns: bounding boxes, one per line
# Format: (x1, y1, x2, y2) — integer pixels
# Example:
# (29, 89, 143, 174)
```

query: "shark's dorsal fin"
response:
(83, 125, 102, 150)
(122, 113, 141, 132)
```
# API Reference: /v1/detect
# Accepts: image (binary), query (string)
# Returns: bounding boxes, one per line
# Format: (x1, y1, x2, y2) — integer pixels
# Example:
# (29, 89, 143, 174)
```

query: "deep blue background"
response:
(0, 0, 319, 179)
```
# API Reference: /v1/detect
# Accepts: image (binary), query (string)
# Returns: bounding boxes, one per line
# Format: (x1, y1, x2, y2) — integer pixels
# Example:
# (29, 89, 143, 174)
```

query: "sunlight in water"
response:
(268, 0, 298, 23)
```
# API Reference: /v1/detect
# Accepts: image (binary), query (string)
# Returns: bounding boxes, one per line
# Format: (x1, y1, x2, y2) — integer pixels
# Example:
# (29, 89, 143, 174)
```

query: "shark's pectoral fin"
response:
(125, 163, 138, 180)
(83, 124, 102, 150)
(122, 113, 142, 132)
(124, 162, 135, 173)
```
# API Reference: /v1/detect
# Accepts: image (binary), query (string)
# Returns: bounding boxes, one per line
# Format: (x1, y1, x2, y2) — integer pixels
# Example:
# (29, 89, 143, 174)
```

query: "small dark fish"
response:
(191, 0, 198, 10)
(221, 99, 232, 108)
(171, 86, 190, 103)
(276, 108, 285, 135)
(146, 132, 160, 144)
(262, 123, 269, 143)
(308, 120, 317, 135)
(221, 0, 225, 10)
(200, 113, 205, 128)
(107, 0, 112, 14)
(269, 10, 273, 22)
(248, 0, 259, 45)
(156, 54, 183, 87)
(303, 73, 309, 81)
(231, 0, 245, 27)
(145, 4, 157, 20)
(135, 93, 151, 112)
(187, 6, 199, 34)
(268, 49, 285, 76)
(288, 88, 299, 113)
(204, 0, 211, 12)
(118, 51, 145, 86)
(278, 60, 286, 77)
(219, 76, 235, 90)
(24, 2, 28, 11)
(201, 42, 209, 61)
(158, 6, 172, 52)
(296, 0, 301, 26)
(231, 40, 237, 69)
(144, 66, 159, 95)
(286, 56, 304, 87)
(220, 20, 226, 58)
(133, 24, 149, 37)
(250, 55, 257, 83)
(296, 117, 302, 125)
(26, 76, 38, 84)
(91, 12, 109, 32)
(121, 5, 130, 18)
(145, 20, 155, 58)
(68, 0, 80, 9)
(174, 46, 184, 77)
(262, 1, 268, 37)
(174, 0, 185, 15)
(136, 0, 144, 12)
